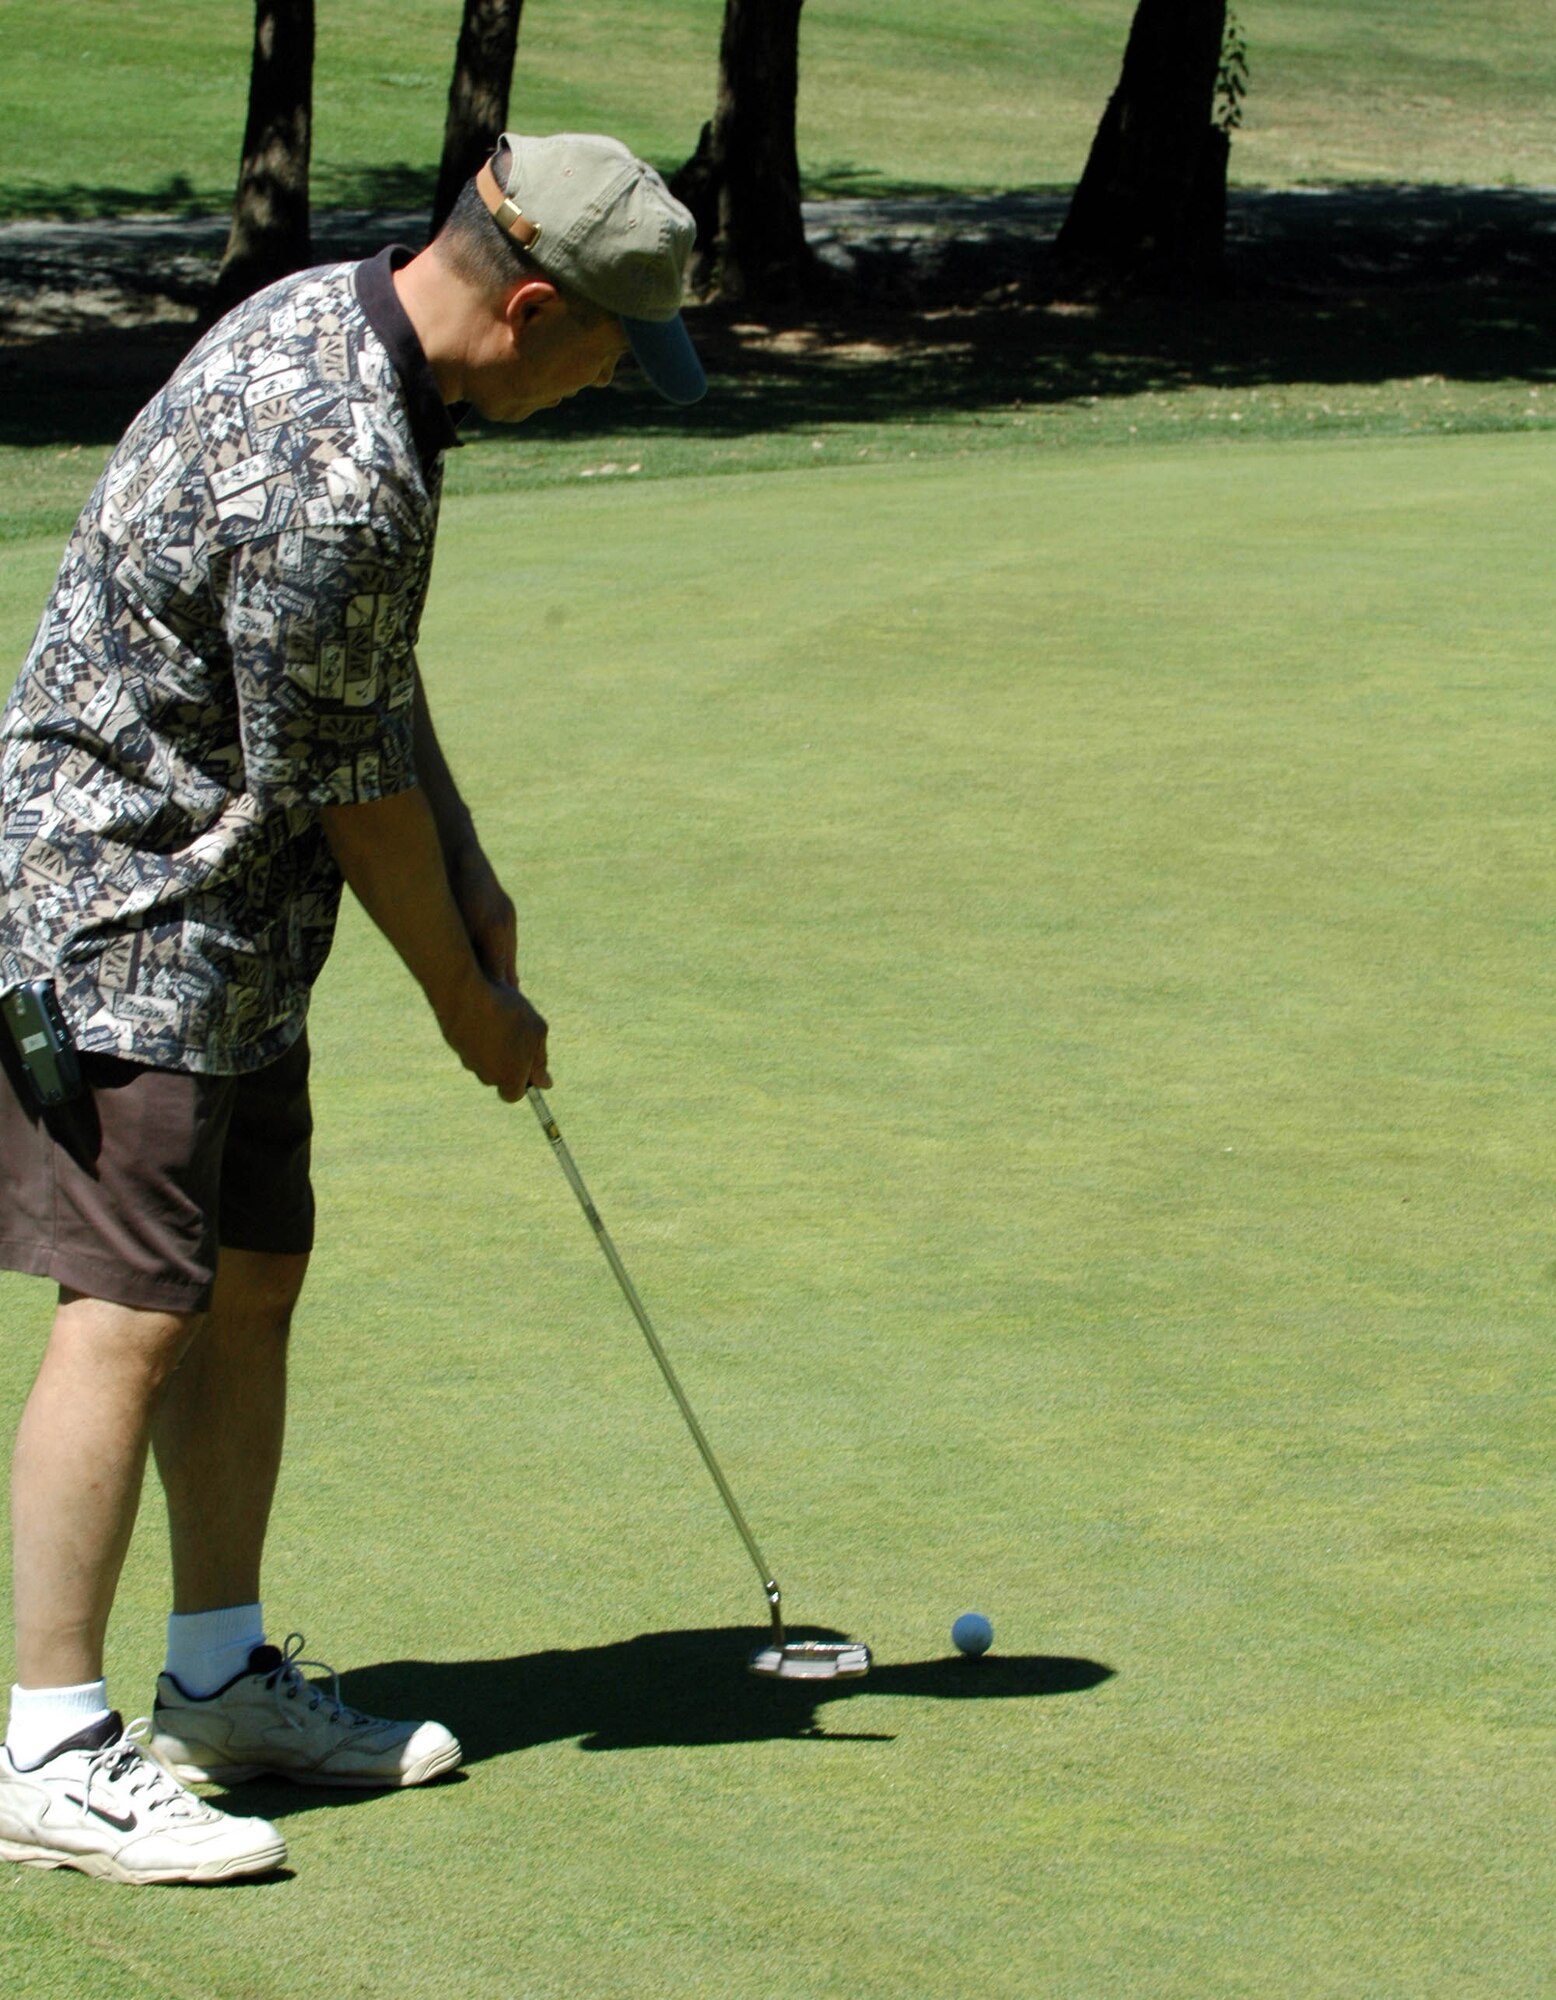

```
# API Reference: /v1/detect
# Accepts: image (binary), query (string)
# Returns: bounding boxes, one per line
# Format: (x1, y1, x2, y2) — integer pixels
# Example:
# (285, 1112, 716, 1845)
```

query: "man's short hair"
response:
(436, 143, 606, 324)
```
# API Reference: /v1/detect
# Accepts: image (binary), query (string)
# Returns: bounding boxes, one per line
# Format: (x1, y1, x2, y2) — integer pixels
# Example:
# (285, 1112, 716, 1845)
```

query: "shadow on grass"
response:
(2, 281, 1549, 468)
(0, 327, 203, 452)
(0, 164, 437, 225)
(352, 1627, 1116, 1754)
(801, 164, 1021, 201)
(210, 1629, 1113, 1820)
(0, 173, 213, 224)
(524, 280, 1554, 447)
(0, 164, 968, 225)
(1, 185, 1549, 464)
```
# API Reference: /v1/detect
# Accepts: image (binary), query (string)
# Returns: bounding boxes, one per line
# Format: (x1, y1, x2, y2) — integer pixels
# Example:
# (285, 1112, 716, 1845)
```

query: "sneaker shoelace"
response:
(262, 1633, 375, 1734)
(86, 1718, 212, 1824)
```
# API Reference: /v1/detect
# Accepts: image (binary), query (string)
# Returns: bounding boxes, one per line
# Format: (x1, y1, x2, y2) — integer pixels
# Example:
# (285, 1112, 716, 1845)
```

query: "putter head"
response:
(749, 1639, 872, 1681)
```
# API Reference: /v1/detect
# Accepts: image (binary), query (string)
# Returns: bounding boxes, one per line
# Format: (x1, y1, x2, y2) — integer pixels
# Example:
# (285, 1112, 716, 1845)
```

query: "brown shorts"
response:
(0, 1030, 314, 1315)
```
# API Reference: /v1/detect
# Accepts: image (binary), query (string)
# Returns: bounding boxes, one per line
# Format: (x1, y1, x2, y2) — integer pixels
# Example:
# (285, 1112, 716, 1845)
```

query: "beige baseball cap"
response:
(478, 132, 706, 405)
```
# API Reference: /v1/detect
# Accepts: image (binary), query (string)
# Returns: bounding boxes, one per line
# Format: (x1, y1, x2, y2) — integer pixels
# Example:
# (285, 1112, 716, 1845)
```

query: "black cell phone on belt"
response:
(1, 979, 83, 1107)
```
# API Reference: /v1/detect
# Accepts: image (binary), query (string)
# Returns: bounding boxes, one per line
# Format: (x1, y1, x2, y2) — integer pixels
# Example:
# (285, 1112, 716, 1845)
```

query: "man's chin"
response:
(476, 401, 542, 426)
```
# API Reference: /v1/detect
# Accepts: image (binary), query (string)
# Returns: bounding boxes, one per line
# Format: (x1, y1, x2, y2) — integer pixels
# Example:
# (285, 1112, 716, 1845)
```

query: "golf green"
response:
(0, 434, 1548, 1995)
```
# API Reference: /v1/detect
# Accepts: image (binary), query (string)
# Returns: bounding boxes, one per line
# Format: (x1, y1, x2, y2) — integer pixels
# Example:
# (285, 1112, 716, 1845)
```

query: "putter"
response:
(527, 1088, 871, 1681)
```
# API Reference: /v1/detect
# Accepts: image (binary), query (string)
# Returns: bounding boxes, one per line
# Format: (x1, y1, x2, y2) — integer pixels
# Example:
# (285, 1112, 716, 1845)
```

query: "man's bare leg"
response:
(3, 1295, 289, 1880)
(11, 1294, 199, 1689)
(144, 1247, 463, 1790)
(152, 1249, 309, 1616)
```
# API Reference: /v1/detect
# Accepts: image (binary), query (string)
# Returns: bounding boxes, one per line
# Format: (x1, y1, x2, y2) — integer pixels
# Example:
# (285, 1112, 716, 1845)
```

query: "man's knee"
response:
(210, 1248, 310, 1331)
(52, 1291, 204, 1394)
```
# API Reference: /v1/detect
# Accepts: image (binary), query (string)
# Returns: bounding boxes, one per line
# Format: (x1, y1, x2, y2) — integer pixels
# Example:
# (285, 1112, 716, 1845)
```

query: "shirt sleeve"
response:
(225, 519, 422, 809)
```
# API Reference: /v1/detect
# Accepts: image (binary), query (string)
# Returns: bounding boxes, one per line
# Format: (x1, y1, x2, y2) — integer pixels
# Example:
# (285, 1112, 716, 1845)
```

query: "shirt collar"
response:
(354, 246, 462, 472)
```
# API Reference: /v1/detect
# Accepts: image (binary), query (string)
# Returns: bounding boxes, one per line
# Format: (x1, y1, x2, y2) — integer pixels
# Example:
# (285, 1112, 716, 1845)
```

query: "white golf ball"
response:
(952, 1612, 994, 1656)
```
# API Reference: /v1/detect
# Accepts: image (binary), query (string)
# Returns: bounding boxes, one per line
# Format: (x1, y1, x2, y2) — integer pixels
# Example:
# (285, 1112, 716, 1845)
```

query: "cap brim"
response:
(623, 312, 706, 406)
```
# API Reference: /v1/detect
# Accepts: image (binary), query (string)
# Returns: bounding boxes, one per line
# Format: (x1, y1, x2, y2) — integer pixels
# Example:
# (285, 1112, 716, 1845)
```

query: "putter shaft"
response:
(527, 1088, 786, 1649)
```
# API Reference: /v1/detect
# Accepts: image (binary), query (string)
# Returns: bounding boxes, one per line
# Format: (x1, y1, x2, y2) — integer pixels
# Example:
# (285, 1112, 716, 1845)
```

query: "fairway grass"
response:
(1, 0, 1552, 220)
(0, 434, 1551, 1995)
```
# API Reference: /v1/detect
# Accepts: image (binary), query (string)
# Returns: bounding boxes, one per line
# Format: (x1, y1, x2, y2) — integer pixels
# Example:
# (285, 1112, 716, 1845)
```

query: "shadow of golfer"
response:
(209, 1629, 1113, 1818)
(341, 1627, 1114, 1757)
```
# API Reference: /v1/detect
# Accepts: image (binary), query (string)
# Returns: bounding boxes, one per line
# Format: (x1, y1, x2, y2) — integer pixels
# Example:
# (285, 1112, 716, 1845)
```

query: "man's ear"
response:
(500, 278, 563, 347)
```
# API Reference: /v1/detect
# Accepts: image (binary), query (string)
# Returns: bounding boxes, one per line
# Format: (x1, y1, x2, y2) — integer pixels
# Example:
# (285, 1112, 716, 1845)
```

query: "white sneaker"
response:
(152, 1634, 462, 1789)
(0, 1713, 287, 1885)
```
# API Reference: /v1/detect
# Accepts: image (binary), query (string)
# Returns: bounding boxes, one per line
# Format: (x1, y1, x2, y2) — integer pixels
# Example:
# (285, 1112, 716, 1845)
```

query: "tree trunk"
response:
(1056, 0, 1229, 292)
(671, 0, 814, 307)
(209, 0, 315, 319)
(431, 0, 525, 238)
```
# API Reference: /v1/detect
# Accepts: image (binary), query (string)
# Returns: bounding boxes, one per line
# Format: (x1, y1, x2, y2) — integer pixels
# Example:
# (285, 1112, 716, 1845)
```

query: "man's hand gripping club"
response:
(322, 786, 551, 1103)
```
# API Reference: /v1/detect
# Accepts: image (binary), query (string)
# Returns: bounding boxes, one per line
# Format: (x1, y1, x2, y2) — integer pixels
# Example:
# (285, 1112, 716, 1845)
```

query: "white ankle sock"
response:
(6, 1680, 113, 1769)
(164, 1603, 266, 1698)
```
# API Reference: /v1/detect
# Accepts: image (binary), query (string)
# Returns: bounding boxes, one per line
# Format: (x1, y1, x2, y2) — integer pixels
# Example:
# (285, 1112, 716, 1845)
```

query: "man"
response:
(0, 132, 704, 1885)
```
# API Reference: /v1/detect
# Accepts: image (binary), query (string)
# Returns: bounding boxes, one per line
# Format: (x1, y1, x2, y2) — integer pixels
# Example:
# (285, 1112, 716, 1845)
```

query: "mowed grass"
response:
(0, 0, 1552, 220)
(0, 433, 1550, 1995)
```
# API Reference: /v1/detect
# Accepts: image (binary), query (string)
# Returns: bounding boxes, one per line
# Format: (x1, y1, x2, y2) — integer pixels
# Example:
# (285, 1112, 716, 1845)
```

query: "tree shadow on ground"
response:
(601, 284, 1549, 443)
(206, 1627, 1114, 1821)
(495, 187, 1556, 441)
(0, 174, 211, 225)
(0, 184, 1550, 456)
(0, 164, 437, 227)
(801, 164, 1033, 201)
(3, 277, 1545, 468)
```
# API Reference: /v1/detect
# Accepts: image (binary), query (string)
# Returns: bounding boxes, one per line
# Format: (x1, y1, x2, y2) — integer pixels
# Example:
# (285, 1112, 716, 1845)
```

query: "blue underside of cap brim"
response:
(624, 312, 707, 405)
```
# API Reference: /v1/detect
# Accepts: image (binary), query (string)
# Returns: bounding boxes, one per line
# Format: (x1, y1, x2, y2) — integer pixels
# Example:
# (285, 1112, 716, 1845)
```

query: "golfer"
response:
(0, 133, 704, 1884)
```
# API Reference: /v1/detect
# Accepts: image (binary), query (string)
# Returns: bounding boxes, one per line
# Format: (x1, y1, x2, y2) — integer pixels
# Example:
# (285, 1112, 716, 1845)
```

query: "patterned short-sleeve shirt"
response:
(0, 250, 458, 1073)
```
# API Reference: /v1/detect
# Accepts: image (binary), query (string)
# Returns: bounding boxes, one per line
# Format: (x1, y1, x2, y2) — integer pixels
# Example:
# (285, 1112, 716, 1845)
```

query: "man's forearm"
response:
(409, 663, 519, 987)
(412, 665, 477, 864)
(321, 784, 479, 1024)
(321, 784, 549, 1100)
